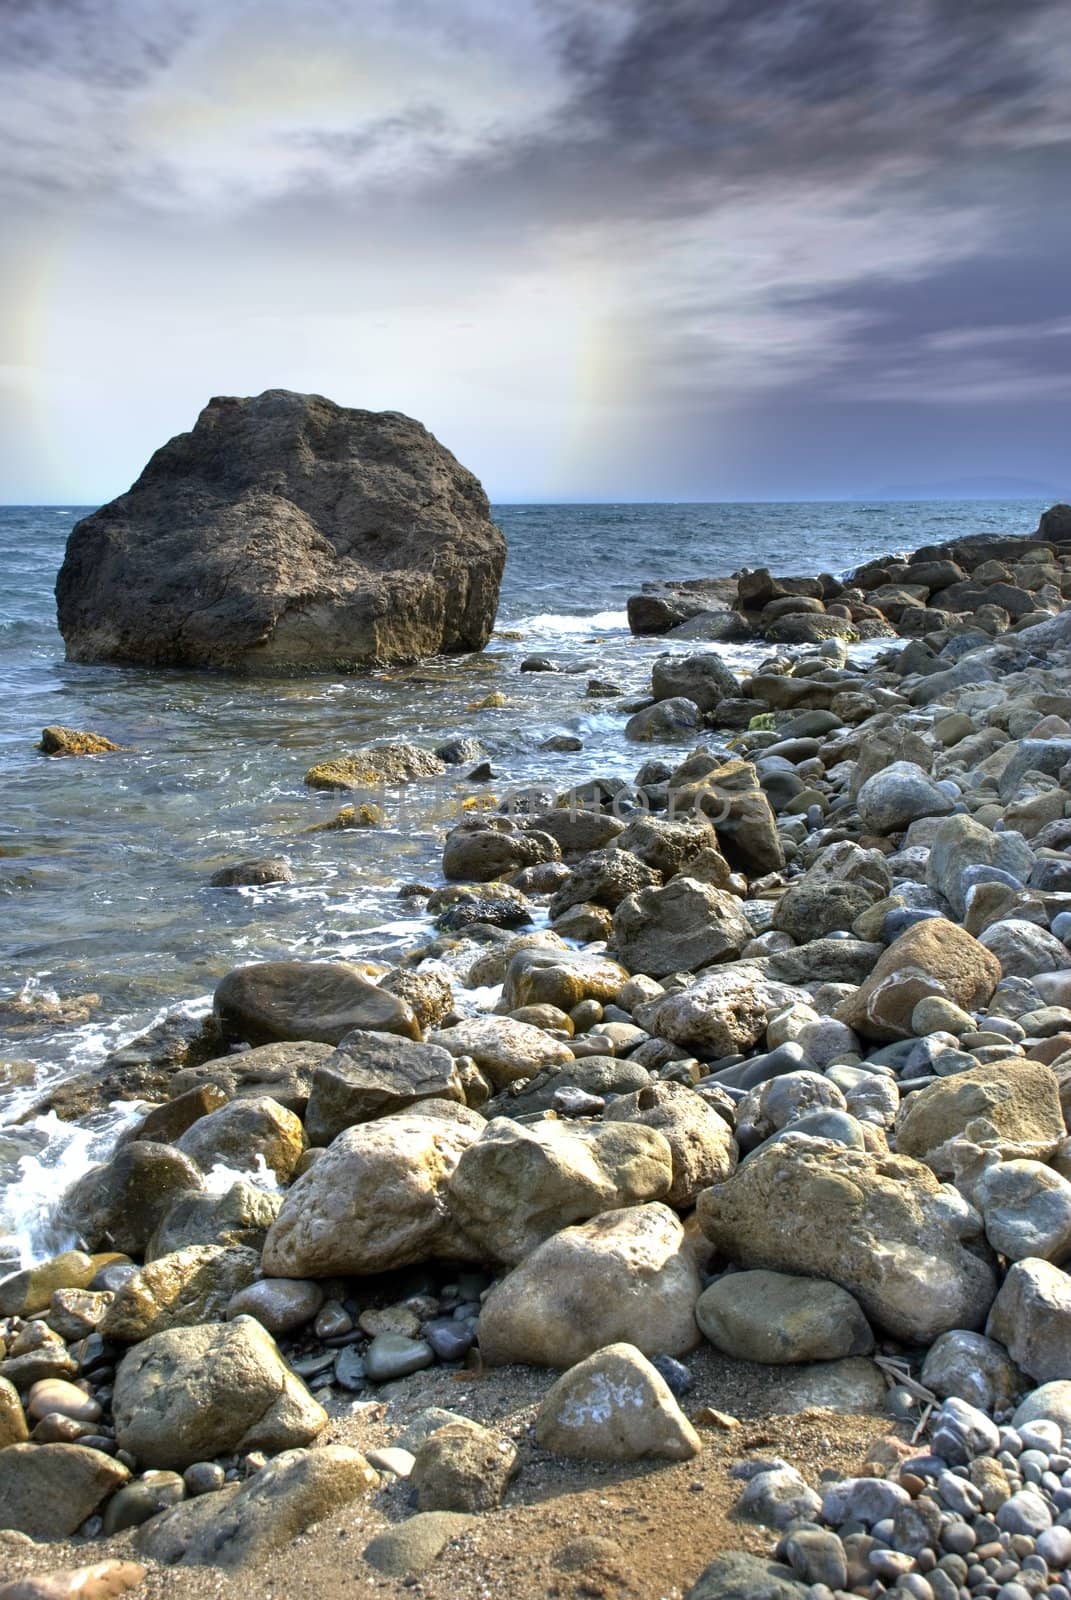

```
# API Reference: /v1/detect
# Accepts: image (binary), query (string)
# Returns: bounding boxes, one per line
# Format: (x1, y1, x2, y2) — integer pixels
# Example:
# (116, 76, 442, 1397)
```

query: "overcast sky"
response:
(3, 0, 1071, 502)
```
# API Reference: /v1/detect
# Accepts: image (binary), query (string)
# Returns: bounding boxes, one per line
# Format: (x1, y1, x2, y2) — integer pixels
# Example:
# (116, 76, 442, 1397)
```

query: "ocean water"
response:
(0, 497, 1049, 1258)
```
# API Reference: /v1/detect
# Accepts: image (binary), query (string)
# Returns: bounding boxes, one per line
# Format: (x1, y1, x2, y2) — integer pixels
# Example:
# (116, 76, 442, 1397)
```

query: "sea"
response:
(0, 497, 1050, 1261)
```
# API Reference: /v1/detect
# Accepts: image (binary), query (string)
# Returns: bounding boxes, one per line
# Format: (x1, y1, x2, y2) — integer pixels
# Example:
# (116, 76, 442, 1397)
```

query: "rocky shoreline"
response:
(6, 508, 1071, 1598)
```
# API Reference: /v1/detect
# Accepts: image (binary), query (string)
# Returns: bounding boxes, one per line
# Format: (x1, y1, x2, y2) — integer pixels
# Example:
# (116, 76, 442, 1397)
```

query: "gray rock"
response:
(226, 1277, 324, 1335)
(1013, 1380, 1071, 1433)
(303, 1031, 464, 1145)
(147, 1179, 282, 1260)
(738, 1465, 822, 1528)
(57, 389, 505, 669)
(0, 1442, 129, 1538)
(987, 1257, 1071, 1383)
(979, 918, 1071, 979)
(612, 878, 751, 978)
(61, 1140, 204, 1256)
(214, 960, 419, 1047)
(409, 1418, 517, 1512)
(176, 1094, 306, 1181)
(857, 761, 955, 834)
(625, 697, 704, 741)
(533, 1342, 700, 1461)
(920, 1329, 1026, 1414)
(363, 1333, 435, 1383)
(930, 1395, 1001, 1465)
(685, 1552, 808, 1600)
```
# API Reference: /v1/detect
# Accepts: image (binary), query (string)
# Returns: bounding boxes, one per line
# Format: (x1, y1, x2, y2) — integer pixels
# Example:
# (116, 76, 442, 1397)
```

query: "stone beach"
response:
(9, 499, 1071, 1597)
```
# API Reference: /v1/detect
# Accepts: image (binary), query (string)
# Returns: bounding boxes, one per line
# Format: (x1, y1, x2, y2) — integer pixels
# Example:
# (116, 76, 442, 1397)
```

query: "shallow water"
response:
(0, 496, 1049, 1260)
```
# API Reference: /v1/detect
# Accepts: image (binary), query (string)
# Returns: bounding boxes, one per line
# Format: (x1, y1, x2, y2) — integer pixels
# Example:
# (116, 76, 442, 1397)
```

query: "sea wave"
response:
(515, 609, 629, 635)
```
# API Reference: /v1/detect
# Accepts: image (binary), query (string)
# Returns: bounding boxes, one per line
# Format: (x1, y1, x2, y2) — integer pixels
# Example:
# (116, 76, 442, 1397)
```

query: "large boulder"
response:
(175, 1094, 306, 1180)
(445, 1118, 673, 1262)
(834, 918, 1001, 1042)
(112, 1318, 327, 1469)
(635, 963, 809, 1057)
(895, 1059, 1064, 1175)
(612, 878, 751, 978)
(696, 1269, 873, 1363)
(135, 1445, 378, 1568)
(668, 757, 784, 878)
(55, 390, 505, 669)
(602, 1081, 737, 1206)
(651, 652, 739, 711)
(697, 1138, 997, 1342)
(856, 761, 955, 835)
(987, 1259, 1071, 1384)
(303, 1032, 465, 1145)
(0, 1444, 129, 1539)
(477, 1204, 701, 1366)
(213, 960, 419, 1046)
(61, 1142, 204, 1256)
(102, 1244, 260, 1341)
(261, 1113, 481, 1277)
(427, 1016, 574, 1091)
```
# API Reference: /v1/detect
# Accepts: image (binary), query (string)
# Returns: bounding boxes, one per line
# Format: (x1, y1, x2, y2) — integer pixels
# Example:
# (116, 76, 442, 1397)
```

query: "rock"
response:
(477, 1204, 700, 1367)
(102, 1472, 185, 1534)
(969, 1154, 1071, 1261)
(0, 1563, 146, 1600)
(778, 1528, 847, 1590)
(112, 1318, 326, 1469)
(262, 1112, 480, 1277)
(0, 1251, 98, 1317)
(549, 848, 662, 919)
(602, 1082, 737, 1206)
(500, 948, 630, 1012)
(363, 1333, 434, 1383)
(1013, 1380, 1071, 1433)
(636, 964, 809, 1057)
(61, 1143, 204, 1256)
(685, 1552, 808, 1600)
(769, 1357, 886, 1414)
(615, 814, 724, 878)
(409, 1419, 516, 1512)
(379, 967, 455, 1030)
(0, 1444, 128, 1538)
(651, 652, 739, 711)
(37, 726, 120, 756)
(739, 1070, 846, 1140)
(57, 390, 505, 669)
(176, 1094, 306, 1180)
(486, 1057, 651, 1120)
(625, 698, 704, 741)
(363, 1511, 474, 1577)
(305, 742, 445, 790)
(303, 1032, 464, 1144)
(446, 1117, 673, 1263)
(987, 1258, 1071, 1383)
(979, 917, 1071, 978)
(835, 918, 1001, 1042)
(169, 1039, 332, 1115)
(0, 1377, 27, 1446)
(527, 808, 626, 859)
(772, 879, 876, 943)
(427, 1016, 573, 1091)
(895, 1058, 1063, 1173)
(26, 1379, 100, 1424)
(856, 761, 955, 834)
(697, 1139, 997, 1342)
(214, 961, 419, 1046)
(442, 821, 561, 881)
(135, 1444, 378, 1567)
(612, 879, 751, 978)
(102, 1244, 261, 1340)
(209, 857, 293, 888)
(737, 1464, 822, 1528)
(147, 1179, 281, 1260)
(226, 1277, 324, 1335)
(927, 814, 1036, 919)
(670, 757, 785, 878)
(696, 1270, 873, 1363)
(920, 1329, 1026, 1413)
(534, 1342, 700, 1461)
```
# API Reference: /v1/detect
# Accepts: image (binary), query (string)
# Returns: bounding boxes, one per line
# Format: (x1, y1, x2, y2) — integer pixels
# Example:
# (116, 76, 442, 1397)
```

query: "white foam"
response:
(202, 1154, 280, 1194)
(515, 610, 628, 635)
(2, 1102, 147, 1268)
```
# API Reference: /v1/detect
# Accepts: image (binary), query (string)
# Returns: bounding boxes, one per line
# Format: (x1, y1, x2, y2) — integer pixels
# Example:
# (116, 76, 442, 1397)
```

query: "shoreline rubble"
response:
(6, 505, 1071, 1596)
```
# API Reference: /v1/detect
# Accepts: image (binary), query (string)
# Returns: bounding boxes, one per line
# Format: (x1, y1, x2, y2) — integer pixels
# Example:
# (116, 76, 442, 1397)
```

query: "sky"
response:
(2, 0, 1071, 503)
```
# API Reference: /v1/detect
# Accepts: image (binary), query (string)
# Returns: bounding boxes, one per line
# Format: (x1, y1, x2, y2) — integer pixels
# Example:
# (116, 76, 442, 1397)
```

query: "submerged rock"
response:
(56, 390, 505, 670)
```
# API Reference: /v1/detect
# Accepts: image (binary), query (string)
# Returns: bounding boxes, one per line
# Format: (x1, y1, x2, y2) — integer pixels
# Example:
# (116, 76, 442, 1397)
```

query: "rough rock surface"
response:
(834, 918, 1001, 1041)
(0, 1444, 129, 1539)
(262, 1113, 481, 1277)
(697, 1138, 997, 1342)
(477, 1204, 701, 1367)
(534, 1342, 701, 1460)
(56, 390, 505, 669)
(214, 960, 420, 1046)
(612, 878, 752, 978)
(112, 1318, 327, 1469)
(135, 1446, 378, 1567)
(696, 1270, 874, 1363)
(302, 1031, 464, 1145)
(445, 1117, 673, 1262)
(895, 1058, 1064, 1174)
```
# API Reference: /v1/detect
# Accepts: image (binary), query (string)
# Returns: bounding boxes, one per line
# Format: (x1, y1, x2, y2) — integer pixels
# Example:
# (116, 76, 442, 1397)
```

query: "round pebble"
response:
(183, 1461, 226, 1496)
